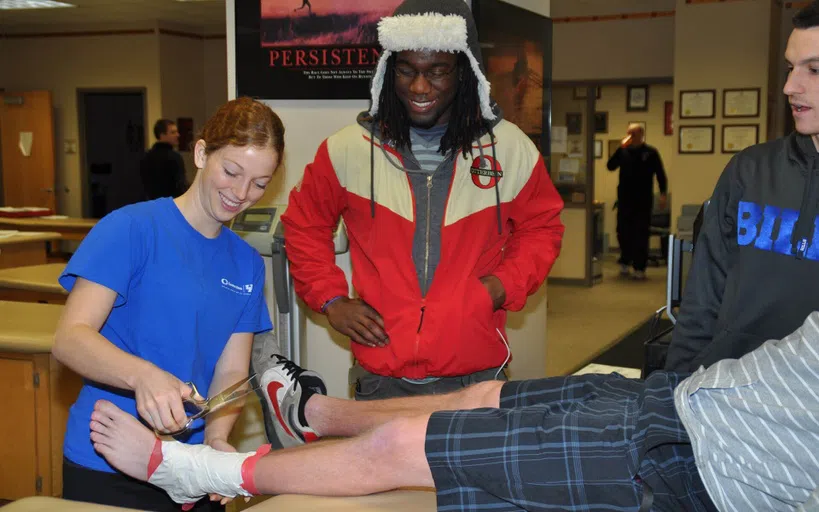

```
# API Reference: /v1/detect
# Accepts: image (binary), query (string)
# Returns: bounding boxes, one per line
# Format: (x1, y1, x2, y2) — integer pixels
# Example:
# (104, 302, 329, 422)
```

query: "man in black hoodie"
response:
(607, 123, 668, 280)
(140, 119, 187, 200)
(666, 1, 819, 372)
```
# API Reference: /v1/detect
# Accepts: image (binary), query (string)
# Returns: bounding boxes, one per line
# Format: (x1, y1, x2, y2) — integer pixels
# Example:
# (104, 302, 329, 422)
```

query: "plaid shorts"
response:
(425, 372, 716, 512)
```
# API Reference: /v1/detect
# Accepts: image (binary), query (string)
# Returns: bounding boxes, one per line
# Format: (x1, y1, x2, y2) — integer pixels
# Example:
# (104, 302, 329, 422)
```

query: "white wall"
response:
(551, 0, 674, 81)
(158, 31, 206, 182)
(553, 18, 674, 81)
(670, 0, 772, 226)
(226, 0, 551, 397)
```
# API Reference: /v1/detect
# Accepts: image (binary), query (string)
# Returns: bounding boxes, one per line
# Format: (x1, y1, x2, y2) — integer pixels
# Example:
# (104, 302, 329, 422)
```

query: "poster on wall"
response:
(235, 0, 403, 99)
(473, 0, 552, 159)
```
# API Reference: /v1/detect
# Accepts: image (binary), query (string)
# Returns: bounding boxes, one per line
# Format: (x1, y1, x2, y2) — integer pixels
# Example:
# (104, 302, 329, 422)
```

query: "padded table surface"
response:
(2, 497, 136, 511)
(0, 263, 65, 293)
(247, 489, 437, 511)
(3, 491, 436, 512)
(0, 300, 63, 353)
(0, 231, 62, 246)
(0, 217, 97, 230)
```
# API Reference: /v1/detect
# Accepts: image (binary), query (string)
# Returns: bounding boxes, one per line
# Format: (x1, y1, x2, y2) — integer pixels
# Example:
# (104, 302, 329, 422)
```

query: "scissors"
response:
(157, 373, 261, 436)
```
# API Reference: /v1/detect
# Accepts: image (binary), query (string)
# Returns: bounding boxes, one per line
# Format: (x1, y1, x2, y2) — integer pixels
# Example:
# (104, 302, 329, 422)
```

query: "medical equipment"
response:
(231, 206, 348, 366)
(230, 205, 348, 450)
(159, 373, 261, 437)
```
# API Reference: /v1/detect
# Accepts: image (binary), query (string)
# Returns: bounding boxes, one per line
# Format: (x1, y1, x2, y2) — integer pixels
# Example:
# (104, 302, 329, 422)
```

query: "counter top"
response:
(0, 300, 63, 353)
(0, 263, 66, 293)
(0, 231, 62, 246)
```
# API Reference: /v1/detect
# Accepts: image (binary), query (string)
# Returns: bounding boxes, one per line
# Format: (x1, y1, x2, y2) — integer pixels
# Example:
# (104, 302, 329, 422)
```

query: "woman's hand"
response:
(133, 364, 193, 434)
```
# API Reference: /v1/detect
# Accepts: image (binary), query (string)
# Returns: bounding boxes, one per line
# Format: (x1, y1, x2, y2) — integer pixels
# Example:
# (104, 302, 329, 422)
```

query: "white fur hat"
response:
(368, 0, 495, 121)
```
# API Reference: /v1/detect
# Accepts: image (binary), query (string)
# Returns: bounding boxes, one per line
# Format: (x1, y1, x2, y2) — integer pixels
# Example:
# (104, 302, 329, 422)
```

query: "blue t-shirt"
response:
(60, 198, 272, 472)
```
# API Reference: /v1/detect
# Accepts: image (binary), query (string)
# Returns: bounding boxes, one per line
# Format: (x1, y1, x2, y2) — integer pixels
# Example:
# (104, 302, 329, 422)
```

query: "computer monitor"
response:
(666, 200, 708, 324)
(666, 235, 693, 324)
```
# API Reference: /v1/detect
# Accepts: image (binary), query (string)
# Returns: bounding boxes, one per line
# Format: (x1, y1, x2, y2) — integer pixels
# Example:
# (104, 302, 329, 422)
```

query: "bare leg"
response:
(91, 399, 435, 499)
(253, 414, 434, 495)
(307, 379, 504, 437)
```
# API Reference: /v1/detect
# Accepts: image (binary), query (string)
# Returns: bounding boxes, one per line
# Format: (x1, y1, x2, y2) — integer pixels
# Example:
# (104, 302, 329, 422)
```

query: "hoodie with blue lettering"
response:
(665, 132, 819, 372)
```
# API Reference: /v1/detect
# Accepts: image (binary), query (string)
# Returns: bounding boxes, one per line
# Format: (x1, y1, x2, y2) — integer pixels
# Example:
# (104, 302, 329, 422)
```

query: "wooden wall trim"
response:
(553, 11, 674, 24)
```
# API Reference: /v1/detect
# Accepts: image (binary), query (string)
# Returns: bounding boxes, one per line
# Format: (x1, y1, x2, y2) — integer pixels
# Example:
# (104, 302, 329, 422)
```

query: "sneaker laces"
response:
(272, 354, 305, 380)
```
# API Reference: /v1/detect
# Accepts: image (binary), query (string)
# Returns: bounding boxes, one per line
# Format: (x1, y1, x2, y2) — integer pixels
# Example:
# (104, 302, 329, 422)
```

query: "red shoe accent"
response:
(267, 381, 295, 438)
(147, 438, 163, 480)
(240, 444, 273, 495)
(303, 432, 320, 443)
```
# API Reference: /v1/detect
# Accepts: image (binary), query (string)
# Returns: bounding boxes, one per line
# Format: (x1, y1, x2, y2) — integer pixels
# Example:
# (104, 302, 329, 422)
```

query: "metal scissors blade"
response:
(156, 374, 261, 437)
(202, 373, 261, 413)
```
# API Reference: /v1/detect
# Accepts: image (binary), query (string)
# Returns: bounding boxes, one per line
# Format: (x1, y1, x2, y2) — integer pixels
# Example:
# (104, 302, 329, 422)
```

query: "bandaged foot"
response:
(90, 400, 270, 504)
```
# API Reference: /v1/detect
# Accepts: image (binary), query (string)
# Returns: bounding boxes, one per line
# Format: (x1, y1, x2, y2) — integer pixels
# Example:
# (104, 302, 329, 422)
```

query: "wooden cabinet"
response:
(0, 352, 82, 500)
(0, 301, 80, 500)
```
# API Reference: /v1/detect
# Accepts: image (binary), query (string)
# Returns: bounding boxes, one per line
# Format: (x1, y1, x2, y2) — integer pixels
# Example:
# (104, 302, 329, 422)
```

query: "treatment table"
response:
(0, 263, 66, 304)
(3, 490, 437, 511)
(0, 232, 62, 269)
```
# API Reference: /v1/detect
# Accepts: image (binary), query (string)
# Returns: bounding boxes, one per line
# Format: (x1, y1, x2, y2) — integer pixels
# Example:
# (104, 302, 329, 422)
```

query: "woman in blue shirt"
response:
(53, 97, 283, 511)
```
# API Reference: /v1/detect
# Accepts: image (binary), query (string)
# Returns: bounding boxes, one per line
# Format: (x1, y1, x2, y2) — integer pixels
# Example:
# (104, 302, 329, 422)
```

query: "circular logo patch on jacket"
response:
(470, 155, 503, 189)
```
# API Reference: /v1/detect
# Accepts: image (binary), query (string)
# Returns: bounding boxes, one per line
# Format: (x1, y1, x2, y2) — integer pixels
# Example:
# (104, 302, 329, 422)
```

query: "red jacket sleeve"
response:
(281, 141, 350, 312)
(491, 157, 564, 311)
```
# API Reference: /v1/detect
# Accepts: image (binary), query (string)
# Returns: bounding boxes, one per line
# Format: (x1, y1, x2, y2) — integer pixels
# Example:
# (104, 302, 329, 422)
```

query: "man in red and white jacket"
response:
(282, 0, 564, 400)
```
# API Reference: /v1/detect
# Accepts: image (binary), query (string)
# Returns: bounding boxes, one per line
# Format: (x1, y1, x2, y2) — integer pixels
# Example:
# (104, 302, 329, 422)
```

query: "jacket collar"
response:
(787, 132, 819, 171)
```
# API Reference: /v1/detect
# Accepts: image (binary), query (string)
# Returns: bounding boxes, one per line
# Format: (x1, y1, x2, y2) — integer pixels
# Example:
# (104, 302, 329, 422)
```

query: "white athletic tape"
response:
(148, 442, 254, 504)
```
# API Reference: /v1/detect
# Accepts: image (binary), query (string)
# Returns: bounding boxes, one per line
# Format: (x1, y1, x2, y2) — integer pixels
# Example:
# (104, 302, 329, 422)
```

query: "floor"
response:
(545, 254, 667, 376)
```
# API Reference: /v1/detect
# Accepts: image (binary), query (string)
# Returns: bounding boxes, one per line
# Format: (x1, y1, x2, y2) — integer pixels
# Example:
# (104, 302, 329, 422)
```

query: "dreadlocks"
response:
(376, 52, 488, 159)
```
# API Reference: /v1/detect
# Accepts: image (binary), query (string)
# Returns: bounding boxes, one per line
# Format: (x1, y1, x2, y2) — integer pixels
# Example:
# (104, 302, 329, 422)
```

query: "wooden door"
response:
(0, 91, 57, 211)
(0, 356, 38, 499)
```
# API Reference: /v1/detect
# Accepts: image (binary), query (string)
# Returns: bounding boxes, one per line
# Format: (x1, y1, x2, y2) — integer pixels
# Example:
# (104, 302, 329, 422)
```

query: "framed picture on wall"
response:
(626, 85, 649, 112)
(594, 112, 608, 134)
(235, 0, 405, 99)
(573, 86, 601, 100)
(474, 0, 552, 160)
(679, 90, 716, 119)
(723, 88, 761, 117)
(594, 140, 603, 159)
(722, 124, 759, 153)
(566, 112, 583, 135)
(679, 125, 715, 154)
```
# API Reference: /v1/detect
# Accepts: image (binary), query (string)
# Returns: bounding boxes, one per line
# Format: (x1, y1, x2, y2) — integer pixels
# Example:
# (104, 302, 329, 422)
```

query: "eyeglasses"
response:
(394, 65, 457, 84)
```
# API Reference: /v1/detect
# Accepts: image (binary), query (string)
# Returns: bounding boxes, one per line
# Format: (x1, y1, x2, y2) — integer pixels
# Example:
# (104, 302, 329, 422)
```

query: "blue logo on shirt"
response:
(737, 200, 819, 260)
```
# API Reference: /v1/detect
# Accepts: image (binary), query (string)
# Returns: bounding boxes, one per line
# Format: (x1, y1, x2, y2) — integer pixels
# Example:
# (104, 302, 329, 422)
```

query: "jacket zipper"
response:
(423, 175, 433, 295)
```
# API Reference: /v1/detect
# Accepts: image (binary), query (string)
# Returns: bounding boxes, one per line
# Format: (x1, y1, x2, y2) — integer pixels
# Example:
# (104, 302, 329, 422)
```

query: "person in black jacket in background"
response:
(607, 123, 668, 280)
(665, 0, 819, 373)
(140, 119, 187, 200)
